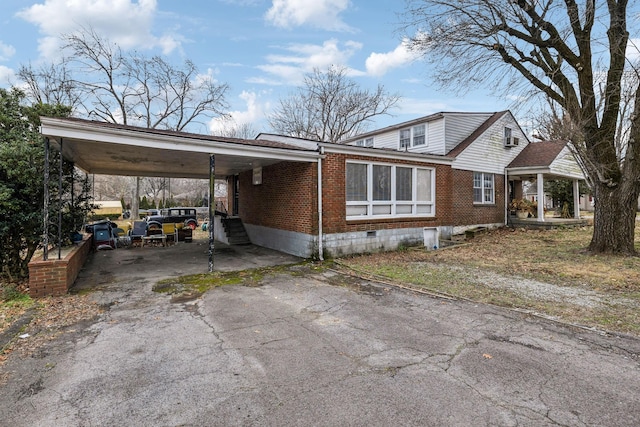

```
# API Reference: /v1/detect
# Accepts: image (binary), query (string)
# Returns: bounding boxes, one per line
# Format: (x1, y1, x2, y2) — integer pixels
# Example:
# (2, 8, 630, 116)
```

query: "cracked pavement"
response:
(1, 243, 639, 426)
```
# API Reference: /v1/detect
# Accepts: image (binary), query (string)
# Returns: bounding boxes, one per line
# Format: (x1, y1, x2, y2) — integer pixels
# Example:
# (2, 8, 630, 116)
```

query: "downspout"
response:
(317, 146, 324, 261)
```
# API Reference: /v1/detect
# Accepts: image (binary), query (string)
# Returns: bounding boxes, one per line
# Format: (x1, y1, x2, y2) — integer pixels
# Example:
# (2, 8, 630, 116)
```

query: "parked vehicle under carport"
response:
(85, 220, 118, 250)
(146, 207, 199, 231)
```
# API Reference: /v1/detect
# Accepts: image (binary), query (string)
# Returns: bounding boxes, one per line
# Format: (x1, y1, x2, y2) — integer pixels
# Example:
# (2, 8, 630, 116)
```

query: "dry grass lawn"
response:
(338, 225, 640, 336)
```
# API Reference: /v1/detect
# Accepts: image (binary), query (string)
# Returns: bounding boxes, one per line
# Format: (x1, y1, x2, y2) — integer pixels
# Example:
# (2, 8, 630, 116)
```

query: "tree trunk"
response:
(589, 181, 638, 254)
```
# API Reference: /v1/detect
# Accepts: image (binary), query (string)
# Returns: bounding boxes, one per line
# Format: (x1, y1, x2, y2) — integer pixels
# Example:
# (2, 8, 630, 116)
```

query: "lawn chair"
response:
(129, 221, 147, 247)
(162, 223, 178, 244)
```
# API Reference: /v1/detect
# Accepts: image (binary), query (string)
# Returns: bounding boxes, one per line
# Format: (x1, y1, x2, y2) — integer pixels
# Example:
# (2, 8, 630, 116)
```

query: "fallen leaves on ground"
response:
(1, 294, 103, 365)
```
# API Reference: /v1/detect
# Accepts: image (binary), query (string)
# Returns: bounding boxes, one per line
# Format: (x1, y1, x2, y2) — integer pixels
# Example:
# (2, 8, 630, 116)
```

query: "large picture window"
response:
(473, 172, 494, 204)
(346, 161, 435, 219)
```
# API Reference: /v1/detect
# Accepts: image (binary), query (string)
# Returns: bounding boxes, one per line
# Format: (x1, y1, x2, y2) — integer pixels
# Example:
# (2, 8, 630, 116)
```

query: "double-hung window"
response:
(399, 124, 427, 149)
(473, 172, 494, 204)
(346, 161, 435, 219)
(355, 137, 374, 147)
(413, 124, 425, 146)
(399, 129, 411, 149)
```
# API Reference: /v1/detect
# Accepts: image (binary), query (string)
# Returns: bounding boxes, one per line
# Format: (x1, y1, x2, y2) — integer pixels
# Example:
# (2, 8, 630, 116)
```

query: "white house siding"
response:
(423, 119, 445, 155)
(366, 117, 448, 155)
(452, 114, 527, 174)
(443, 113, 494, 153)
(549, 146, 585, 179)
(371, 132, 400, 150)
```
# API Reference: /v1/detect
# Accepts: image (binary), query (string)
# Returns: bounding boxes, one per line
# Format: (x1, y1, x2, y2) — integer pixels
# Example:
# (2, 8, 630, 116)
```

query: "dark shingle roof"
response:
(55, 117, 315, 151)
(446, 111, 509, 157)
(508, 140, 568, 168)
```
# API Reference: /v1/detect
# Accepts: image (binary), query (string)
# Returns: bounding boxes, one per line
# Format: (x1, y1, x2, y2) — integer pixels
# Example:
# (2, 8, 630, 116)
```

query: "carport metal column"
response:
(43, 137, 50, 261)
(208, 154, 215, 272)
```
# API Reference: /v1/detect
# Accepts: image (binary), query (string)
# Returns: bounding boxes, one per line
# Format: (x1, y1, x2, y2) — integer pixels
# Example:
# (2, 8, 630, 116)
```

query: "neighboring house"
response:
(93, 200, 123, 218)
(40, 111, 585, 262)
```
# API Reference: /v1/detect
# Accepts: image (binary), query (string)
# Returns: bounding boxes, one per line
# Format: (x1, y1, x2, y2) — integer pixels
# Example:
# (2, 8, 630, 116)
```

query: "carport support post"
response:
(43, 137, 50, 261)
(208, 154, 215, 272)
(57, 138, 63, 260)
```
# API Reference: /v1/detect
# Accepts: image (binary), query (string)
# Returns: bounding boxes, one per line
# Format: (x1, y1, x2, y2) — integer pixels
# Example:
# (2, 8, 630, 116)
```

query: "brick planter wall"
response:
(28, 234, 92, 297)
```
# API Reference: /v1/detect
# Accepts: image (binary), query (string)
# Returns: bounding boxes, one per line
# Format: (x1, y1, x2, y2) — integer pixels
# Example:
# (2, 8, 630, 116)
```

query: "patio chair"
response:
(162, 223, 178, 244)
(129, 221, 147, 247)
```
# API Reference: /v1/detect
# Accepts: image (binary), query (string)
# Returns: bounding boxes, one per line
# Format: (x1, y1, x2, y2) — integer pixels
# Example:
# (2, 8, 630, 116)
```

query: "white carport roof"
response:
(39, 117, 321, 179)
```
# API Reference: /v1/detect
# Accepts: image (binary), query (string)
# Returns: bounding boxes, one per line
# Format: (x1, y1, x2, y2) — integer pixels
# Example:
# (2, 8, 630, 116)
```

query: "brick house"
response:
(40, 111, 553, 262)
(236, 111, 529, 257)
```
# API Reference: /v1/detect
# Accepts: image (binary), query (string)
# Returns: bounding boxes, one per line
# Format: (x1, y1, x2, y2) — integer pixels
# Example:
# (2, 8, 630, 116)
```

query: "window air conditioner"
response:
(504, 137, 519, 147)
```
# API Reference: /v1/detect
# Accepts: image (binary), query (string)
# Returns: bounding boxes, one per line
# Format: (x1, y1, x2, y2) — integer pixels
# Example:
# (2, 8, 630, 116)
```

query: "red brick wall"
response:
(28, 234, 92, 297)
(235, 155, 505, 239)
(451, 169, 506, 226)
(322, 153, 454, 234)
(239, 162, 317, 234)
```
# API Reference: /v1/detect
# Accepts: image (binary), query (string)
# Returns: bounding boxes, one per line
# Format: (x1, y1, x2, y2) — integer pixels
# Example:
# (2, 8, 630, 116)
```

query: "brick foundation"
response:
(28, 234, 92, 297)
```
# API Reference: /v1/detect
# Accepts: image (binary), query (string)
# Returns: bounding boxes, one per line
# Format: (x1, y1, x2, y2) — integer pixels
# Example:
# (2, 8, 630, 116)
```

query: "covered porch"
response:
(506, 140, 587, 225)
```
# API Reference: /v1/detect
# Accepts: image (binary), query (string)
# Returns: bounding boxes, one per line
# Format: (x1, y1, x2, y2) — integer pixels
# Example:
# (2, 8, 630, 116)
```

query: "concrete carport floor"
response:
(72, 237, 302, 296)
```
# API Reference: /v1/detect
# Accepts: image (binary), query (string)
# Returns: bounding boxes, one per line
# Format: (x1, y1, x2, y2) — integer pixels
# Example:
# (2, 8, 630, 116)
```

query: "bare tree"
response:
(402, 0, 640, 254)
(268, 66, 400, 143)
(22, 27, 231, 219)
(212, 121, 259, 139)
(18, 60, 82, 109)
(62, 28, 230, 131)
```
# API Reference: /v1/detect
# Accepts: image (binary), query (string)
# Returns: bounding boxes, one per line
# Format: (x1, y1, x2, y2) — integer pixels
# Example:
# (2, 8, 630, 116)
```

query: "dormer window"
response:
(400, 129, 411, 149)
(413, 125, 425, 146)
(355, 137, 374, 147)
(399, 124, 427, 149)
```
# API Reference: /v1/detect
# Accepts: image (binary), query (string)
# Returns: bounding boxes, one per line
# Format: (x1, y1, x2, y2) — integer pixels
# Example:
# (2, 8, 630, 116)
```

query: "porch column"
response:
(536, 173, 545, 222)
(573, 179, 581, 219)
(208, 154, 215, 272)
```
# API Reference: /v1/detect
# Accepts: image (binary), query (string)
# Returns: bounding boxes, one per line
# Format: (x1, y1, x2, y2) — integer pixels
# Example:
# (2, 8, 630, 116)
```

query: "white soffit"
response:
(40, 117, 320, 178)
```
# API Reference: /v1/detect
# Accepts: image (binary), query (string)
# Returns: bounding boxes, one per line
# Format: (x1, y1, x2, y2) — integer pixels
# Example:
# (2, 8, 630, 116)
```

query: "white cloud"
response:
(0, 66, 16, 86)
(16, 0, 181, 59)
(265, 0, 352, 32)
(365, 39, 421, 77)
(0, 41, 16, 61)
(209, 91, 268, 134)
(397, 98, 449, 116)
(255, 39, 362, 85)
(627, 38, 640, 61)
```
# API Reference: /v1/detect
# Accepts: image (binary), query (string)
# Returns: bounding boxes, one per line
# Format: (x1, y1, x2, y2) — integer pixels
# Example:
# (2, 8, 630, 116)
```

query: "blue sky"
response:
(0, 0, 509, 135)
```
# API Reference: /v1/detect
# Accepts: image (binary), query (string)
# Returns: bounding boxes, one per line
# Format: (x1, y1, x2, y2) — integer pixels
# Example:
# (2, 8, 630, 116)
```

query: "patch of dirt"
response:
(0, 295, 103, 367)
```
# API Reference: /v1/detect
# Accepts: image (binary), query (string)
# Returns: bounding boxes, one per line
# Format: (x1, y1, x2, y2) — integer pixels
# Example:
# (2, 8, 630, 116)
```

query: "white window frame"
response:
(504, 127, 512, 146)
(355, 137, 373, 147)
(399, 129, 411, 149)
(399, 124, 428, 149)
(346, 161, 436, 220)
(473, 172, 495, 204)
(413, 124, 425, 146)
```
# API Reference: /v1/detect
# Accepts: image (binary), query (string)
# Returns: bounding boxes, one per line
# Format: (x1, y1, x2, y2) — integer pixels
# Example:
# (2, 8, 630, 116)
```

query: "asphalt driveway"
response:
(1, 241, 639, 426)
